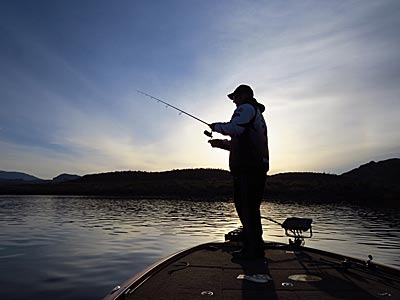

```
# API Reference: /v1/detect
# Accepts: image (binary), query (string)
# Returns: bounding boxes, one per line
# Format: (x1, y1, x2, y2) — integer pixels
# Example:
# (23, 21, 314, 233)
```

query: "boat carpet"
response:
(127, 243, 400, 300)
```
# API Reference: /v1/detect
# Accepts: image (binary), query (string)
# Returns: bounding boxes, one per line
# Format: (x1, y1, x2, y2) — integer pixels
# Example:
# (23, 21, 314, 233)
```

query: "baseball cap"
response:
(227, 84, 254, 100)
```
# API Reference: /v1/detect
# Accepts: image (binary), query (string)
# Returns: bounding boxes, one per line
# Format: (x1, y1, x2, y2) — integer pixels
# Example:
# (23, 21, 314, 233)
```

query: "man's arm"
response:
(211, 104, 256, 137)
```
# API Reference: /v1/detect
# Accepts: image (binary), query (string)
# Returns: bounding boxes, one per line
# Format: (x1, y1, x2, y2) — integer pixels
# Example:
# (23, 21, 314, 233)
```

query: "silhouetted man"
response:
(209, 84, 269, 259)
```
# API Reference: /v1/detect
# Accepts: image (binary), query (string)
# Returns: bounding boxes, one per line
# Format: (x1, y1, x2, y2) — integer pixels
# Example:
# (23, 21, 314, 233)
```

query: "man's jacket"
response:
(213, 100, 269, 174)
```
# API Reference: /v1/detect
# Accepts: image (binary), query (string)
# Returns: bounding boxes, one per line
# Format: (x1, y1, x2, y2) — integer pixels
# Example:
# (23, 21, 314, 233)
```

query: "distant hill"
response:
(52, 173, 81, 182)
(0, 159, 398, 207)
(341, 158, 400, 185)
(0, 171, 43, 183)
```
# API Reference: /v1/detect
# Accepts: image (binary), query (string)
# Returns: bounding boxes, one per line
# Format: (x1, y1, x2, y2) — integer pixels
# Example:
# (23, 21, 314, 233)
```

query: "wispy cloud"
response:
(188, 0, 400, 173)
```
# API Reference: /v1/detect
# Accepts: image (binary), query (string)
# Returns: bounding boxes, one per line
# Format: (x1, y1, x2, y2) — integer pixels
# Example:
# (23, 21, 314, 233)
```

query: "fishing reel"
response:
(204, 130, 213, 138)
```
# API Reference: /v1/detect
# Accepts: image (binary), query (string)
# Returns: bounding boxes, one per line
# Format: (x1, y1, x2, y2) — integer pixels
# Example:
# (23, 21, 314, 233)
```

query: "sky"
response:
(0, 0, 399, 179)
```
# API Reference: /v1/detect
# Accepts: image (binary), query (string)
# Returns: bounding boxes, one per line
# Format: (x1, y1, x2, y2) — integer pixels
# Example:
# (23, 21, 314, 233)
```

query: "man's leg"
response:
(247, 171, 266, 252)
(233, 172, 265, 256)
(233, 174, 249, 251)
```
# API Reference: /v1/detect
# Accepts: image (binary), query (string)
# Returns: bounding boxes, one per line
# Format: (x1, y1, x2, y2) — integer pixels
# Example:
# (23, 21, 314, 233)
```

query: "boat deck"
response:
(106, 242, 400, 300)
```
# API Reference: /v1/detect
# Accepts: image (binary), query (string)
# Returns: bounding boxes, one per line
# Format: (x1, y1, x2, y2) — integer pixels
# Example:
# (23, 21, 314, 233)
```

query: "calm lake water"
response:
(0, 195, 399, 300)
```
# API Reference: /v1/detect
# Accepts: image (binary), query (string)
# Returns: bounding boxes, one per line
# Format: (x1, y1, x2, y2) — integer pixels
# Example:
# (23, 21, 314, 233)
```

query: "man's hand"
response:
(209, 123, 217, 131)
(208, 139, 227, 149)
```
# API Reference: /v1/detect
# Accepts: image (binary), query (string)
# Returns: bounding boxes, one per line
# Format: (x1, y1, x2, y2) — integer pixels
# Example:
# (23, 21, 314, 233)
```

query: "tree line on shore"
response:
(1, 159, 398, 207)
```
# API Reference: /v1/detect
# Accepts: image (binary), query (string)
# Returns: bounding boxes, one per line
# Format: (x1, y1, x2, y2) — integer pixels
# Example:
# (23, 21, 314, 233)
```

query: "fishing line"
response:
(137, 90, 213, 137)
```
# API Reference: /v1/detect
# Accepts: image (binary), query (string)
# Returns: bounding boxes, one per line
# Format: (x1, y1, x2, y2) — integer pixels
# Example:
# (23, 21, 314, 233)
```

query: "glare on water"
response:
(0, 196, 399, 300)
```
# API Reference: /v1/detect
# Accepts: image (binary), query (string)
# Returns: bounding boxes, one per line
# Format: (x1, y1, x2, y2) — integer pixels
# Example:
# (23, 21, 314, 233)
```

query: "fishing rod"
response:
(137, 90, 213, 138)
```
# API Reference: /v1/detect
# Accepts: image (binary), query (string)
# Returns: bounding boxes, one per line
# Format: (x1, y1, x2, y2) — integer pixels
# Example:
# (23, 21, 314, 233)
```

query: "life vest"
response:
(229, 101, 269, 174)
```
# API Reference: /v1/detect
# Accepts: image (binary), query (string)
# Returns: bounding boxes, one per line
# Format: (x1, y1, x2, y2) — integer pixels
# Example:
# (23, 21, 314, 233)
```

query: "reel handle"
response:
(204, 130, 213, 138)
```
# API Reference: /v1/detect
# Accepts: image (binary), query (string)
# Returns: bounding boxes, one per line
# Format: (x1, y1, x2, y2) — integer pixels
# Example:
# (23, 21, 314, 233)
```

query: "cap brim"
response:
(227, 92, 234, 100)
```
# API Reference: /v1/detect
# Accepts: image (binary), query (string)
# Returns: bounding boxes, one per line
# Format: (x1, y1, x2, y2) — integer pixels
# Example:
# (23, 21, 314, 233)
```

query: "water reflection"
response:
(0, 196, 399, 300)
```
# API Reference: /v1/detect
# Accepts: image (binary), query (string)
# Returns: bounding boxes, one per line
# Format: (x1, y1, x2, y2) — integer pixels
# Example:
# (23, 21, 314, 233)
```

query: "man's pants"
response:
(233, 171, 266, 251)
